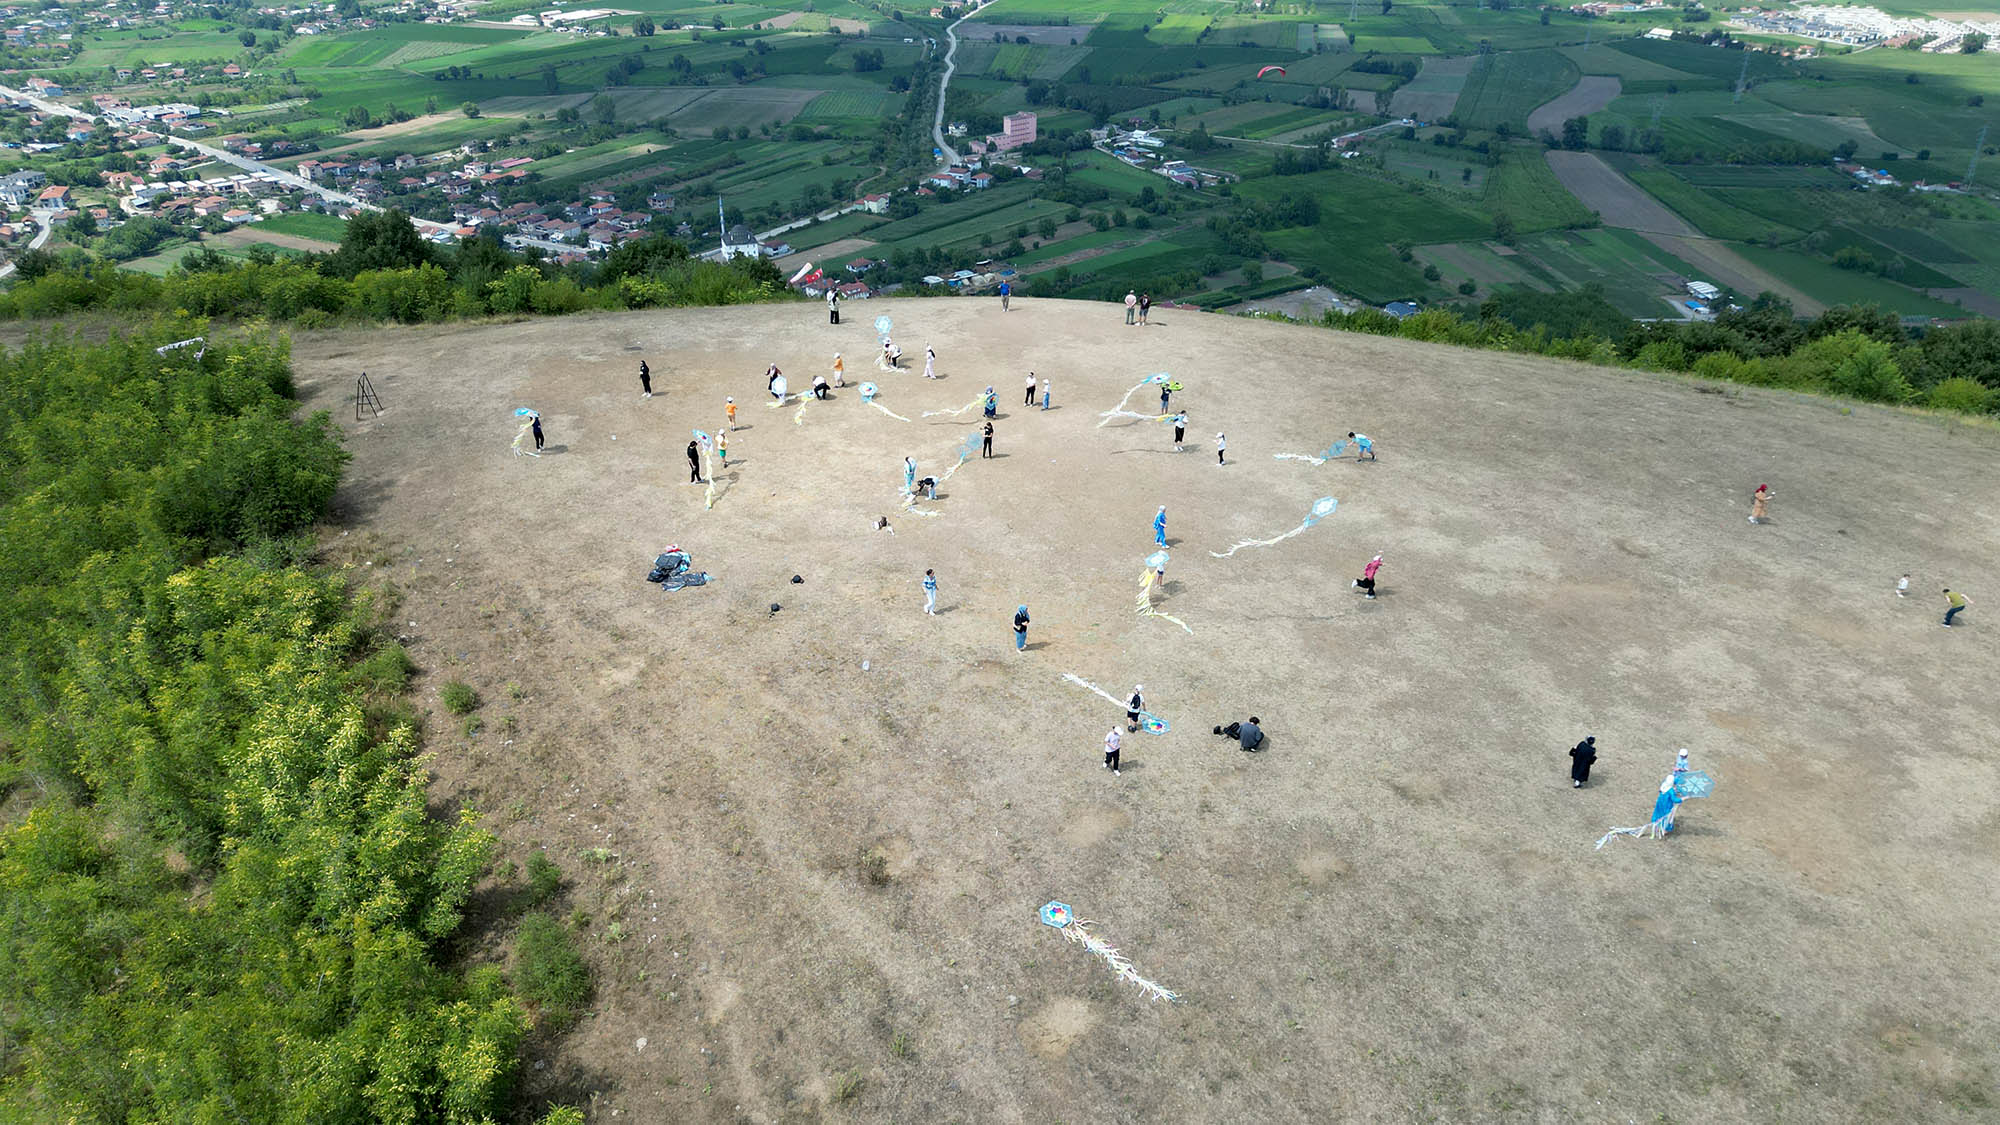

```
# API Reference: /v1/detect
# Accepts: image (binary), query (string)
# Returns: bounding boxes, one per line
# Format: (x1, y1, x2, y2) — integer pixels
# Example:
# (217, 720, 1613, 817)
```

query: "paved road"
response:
(931, 9, 973, 167)
(0, 212, 54, 279)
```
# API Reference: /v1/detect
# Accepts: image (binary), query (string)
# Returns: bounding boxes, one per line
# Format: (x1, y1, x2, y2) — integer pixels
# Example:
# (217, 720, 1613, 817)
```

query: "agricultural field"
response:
(18, 0, 2000, 321)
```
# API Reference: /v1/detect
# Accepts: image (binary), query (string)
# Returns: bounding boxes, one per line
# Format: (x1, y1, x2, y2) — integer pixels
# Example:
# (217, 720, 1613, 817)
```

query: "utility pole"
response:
(1650, 95, 1667, 128)
(1969, 124, 1989, 187)
(1732, 52, 1750, 104)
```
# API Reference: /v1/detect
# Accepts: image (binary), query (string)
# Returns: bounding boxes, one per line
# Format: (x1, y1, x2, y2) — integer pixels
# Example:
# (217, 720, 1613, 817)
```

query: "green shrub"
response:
(1927, 376, 1994, 414)
(351, 643, 417, 695)
(525, 851, 563, 906)
(441, 680, 479, 715)
(516, 912, 593, 1028)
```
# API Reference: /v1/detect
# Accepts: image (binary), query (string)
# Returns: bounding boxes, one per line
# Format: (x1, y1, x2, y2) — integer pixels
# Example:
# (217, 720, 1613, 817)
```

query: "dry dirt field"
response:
(290, 298, 2000, 1122)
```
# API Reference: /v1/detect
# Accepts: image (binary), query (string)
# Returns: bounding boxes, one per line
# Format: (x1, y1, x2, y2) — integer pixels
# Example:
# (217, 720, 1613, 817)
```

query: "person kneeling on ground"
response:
(1214, 717, 1264, 752)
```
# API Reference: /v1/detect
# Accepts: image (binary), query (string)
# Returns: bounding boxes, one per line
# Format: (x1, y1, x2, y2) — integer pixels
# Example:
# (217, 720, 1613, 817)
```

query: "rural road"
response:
(932, 3, 988, 167)
(0, 212, 54, 279)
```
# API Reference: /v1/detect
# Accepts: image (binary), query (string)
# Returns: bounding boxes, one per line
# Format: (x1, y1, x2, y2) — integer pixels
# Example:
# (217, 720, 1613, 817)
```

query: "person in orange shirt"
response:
(832, 353, 845, 387)
(725, 397, 737, 429)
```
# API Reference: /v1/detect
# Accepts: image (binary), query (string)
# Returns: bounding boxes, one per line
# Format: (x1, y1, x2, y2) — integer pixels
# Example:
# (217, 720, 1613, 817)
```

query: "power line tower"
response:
(1650, 95, 1667, 129)
(354, 372, 382, 422)
(1732, 52, 1751, 104)
(1349, 0, 1359, 23)
(1968, 124, 1988, 187)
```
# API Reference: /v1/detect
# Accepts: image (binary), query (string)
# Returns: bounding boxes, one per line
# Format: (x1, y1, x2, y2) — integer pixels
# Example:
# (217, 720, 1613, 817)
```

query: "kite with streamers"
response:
(1061, 672, 1170, 734)
(793, 390, 813, 426)
(511, 408, 541, 457)
(874, 314, 893, 338)
(857, 382, 910, 421)
(1594, 771, 1716, 850)
(1136, 550, 1192, 633)
(692, 428, 721, 509)
(1273, 440, 1348, 466)
(767, 375, 789, 408)
(1097, 373, 1172, 428)
(1040, 902, 1180, 1003)
(1212, 496, 1337, 558)
(937, 429, 984, 482)
(923, 392, 985, 419)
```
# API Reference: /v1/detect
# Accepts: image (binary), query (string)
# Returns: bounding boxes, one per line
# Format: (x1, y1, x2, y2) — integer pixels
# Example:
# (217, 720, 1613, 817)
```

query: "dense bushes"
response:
(0, 215, 789, 327)
(1318, 294, 1998, 416)
(0, 327, 530, 1120)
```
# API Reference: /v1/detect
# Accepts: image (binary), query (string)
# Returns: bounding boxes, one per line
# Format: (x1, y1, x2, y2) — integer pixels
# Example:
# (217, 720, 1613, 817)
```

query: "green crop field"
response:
(786, 210, 889, 251)
(797, 90, 906, 120)
(1625, 169, 1803, 244)
(253, 212, 350, 242)
(1455, 49, 1580, 130)
(1728, 243, 1966, 317)
(1486, 150, 1598, 233)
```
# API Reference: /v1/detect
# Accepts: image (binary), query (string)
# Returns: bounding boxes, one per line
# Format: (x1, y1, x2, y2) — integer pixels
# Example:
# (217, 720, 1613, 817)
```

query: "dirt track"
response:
(1546, 151, 1824, 313)
(293, 298, 2000, 1122)
(1527, 75, 1621, 137)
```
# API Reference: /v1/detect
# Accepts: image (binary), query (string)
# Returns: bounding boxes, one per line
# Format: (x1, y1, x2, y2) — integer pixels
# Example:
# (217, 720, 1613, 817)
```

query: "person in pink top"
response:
(1353, 553, 1383, 599)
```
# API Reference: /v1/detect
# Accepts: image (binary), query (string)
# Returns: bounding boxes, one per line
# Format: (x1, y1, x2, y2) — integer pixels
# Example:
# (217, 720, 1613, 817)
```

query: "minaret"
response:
(717, 197, 727, 257)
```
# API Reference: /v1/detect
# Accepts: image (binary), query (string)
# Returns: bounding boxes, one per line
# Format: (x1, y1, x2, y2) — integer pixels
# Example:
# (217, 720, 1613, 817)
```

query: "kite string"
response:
(867, 401, 911, 422)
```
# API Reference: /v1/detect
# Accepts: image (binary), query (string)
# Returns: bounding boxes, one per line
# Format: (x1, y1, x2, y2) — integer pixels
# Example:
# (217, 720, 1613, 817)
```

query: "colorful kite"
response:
(1211, 496, 1337, 558)
(767, 375, 789, 408)
(874, 314, 893, 338)
(1136, 550, 1192, 633)
(937, 429, 984, 482)
(1594, 772, 1716, 850)
(1256, 64, 1286, 78)
(692, 428, 719, 509)
(510, 408, 541, 458)
(1040, 902, 1180, 1003)
(1097, 373, 1172, 428)
(1062, 672, 1171, 734)
(1272, 440, 1348, 466)
(858, 382, 910, 421)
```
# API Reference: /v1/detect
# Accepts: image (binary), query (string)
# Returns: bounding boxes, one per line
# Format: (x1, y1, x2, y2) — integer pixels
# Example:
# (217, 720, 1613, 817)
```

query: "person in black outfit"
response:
(686, 440, 703, 483)
(1214, 717, 1264, 751)
(1126, 685, 1145, 732)
(1569, 736, 1597, 788)
(639, 360, 651, 398)
(981, 421, 994, 458)
(532, 415, 544, 451)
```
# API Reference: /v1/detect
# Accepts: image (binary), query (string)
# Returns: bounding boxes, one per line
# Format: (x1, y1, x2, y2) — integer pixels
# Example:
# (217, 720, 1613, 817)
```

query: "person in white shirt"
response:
(1025, 372, 1038, 405)
(1215, 432, 1227, 466)
(1103, 727, 1122, 775)
(922, 568, 938, 614)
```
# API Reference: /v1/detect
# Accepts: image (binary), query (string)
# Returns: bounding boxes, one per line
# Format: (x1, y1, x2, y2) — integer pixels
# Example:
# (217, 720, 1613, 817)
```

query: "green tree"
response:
(326, 208, 434, 279)
(541, 63, 558, 93)
(592, 93, 615, 125)
(633, 13, 654, 35)
(1961, 31, 1987, 51)
(462, 101, 480, 117)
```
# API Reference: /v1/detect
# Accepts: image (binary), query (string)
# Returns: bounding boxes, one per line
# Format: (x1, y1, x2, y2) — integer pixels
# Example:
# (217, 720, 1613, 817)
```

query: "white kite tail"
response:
(1211, 520, 1313, 558)
(1593, 810, 1678, 851)
(867, 401, 911, 422)
(899, 490, 939, 518)
(1272, 452, 1327, 466)
(923, 395, 982, 418)
(1063, 921, 1179, 1003)
(794, 395, 811, 426)
(1061, 672, 1128, 710)
(1096, 378, 1154, 428)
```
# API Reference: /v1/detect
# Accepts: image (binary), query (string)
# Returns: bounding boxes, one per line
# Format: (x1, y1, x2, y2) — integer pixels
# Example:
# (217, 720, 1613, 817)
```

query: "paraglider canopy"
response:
(1256, 64, 1286, 78)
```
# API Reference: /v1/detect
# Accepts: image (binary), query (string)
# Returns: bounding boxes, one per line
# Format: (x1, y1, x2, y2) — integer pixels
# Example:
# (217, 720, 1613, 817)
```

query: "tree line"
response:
(1326, 287, 1999, 416)
(3, 210, 791, 326)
